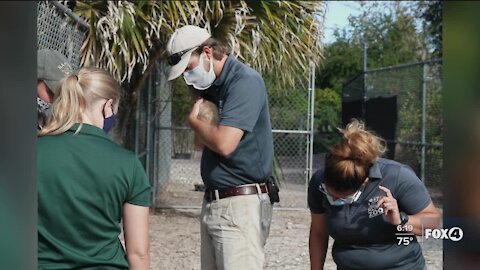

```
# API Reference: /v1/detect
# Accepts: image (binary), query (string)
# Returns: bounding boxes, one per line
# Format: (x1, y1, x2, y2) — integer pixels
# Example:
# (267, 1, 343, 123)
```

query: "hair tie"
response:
(328, 153, 360, 162)
(353, 162, 359, 179)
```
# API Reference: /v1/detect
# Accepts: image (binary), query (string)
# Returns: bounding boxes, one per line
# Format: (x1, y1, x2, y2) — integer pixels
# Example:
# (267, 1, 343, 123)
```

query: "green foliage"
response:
(419, 0, 443, 58)
(313, 1, 442, 175)
(314, 1, 427, 154)
(351, 1, 423, 67)
(317, 1, 425, 96)
(75, 1, 325, 87)
(74, 1, 326, 141)
(314, 88, 341, 133)
(171, 77, 192, 127)
(313, 88, 341, 153)
(316, 37, 361, 92)
(264, 73, 310, 131)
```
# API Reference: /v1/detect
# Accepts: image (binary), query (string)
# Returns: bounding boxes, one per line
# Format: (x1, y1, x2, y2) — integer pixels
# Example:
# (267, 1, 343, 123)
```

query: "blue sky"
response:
(323, 1, 362, 44)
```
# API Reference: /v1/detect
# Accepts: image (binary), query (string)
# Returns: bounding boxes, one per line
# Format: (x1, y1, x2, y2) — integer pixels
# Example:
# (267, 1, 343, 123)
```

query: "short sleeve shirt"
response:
(308, 158, 431, 270)
(199, 55, 274, 189)
(38, 124, 151, 269)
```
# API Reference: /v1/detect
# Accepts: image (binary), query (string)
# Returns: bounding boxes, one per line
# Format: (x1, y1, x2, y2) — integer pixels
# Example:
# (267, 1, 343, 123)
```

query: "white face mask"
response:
(183, 53, 216, 90)
(37, 97, 51, 113)
(319, 183, 363, 206)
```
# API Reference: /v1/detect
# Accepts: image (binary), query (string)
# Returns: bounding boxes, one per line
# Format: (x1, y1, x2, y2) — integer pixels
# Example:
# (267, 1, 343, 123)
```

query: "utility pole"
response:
(362, 42, 368, 119)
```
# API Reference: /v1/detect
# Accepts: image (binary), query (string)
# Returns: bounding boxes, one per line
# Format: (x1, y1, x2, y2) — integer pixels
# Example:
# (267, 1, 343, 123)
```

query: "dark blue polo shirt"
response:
(308, 158, 431, 270)
(199, 54, 274, 189)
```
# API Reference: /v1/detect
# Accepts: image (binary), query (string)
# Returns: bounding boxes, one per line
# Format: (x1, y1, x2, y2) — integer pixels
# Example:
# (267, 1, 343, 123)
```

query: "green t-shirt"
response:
(38, 124, 151, 269)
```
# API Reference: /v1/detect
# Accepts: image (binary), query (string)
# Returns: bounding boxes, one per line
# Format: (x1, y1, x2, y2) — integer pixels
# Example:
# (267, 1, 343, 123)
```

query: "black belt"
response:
(204, 184, 268, 202)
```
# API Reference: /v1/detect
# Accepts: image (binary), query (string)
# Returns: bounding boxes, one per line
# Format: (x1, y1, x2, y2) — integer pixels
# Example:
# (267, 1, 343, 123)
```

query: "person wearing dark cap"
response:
(166, 25, 275, 270)
(37, 49, 72, 129)
(308, 120, 440, 270)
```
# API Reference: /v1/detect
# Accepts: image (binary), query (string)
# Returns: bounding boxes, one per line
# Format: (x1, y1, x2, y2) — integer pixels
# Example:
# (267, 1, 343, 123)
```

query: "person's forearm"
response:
(127, 253, 150, 270)
(309, 233, 328, 270)
(193, 134, 204, 150)
(404, 212, 441, 235)
(189, 117, 224, 154)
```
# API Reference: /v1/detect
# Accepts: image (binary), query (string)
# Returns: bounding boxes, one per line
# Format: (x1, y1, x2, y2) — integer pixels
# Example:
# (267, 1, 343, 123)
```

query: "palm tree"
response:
(74, 0, 325, 141)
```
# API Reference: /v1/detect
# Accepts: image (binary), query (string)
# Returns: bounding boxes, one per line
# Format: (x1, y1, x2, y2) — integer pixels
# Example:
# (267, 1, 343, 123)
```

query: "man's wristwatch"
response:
(399, 211, 409, 225)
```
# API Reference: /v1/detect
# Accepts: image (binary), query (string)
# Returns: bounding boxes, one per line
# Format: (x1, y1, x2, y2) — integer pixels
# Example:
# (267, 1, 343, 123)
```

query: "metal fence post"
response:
(362, 43, 368, 119)
(307, 62, 316, 206)
(421, 62, 427, 182)
(153, 62, 318, 209)
(151, 64, 160, 209)
(134, 84, 141, 155)
(146, 69, 152, 192)
(342, 59, 442, 187)
(157, 60, 172, 203)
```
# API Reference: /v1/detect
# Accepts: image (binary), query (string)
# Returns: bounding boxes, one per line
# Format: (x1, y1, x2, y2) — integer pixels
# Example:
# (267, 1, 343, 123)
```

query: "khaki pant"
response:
(200, 192, 272, 270)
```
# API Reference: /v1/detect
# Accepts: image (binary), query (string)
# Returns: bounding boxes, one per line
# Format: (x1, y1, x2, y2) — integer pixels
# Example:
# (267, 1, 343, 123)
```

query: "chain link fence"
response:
(342, 59, 443, 192)
(133, 62, 315, 209)
(37, 1, 316, 209)
(37, 1, 89, 69)
(269, 67, 315, 209)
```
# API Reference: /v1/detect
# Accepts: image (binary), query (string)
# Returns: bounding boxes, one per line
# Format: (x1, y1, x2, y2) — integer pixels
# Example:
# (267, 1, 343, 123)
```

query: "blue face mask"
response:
(319, 183, 363, 206)
(103, 113, 115, 133)
(102, 101, 116, 133)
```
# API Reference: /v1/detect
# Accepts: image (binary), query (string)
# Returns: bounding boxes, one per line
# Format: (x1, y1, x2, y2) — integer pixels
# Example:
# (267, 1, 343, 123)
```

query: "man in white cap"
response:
(37, 49, 72, 129)
(167, 25, 276, 269)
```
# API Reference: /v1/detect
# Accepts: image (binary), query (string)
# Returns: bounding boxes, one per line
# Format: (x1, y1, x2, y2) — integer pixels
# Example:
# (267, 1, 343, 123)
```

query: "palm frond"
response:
(74, 0, 326, 89)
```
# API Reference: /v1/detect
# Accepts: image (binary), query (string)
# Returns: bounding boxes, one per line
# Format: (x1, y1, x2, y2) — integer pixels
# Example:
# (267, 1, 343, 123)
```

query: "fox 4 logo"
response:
(424, 227, 463, 241)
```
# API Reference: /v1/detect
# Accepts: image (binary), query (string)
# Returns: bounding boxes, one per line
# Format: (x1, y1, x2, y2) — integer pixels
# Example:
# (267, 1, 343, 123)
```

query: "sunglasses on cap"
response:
(167, 46, 198, 66)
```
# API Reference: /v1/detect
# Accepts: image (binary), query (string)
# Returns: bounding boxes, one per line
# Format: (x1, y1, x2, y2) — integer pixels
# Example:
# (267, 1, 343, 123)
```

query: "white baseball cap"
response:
(166, 25, 211, 81)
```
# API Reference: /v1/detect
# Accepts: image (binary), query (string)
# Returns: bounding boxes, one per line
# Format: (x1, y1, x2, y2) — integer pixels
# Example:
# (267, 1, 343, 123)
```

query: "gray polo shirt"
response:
(308, 158, 431, 270)
(199, 54, 274, 189)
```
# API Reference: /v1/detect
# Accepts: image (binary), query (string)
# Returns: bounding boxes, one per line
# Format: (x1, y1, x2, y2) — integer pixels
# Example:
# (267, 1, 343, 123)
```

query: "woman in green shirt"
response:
(38, 67, 151, 269)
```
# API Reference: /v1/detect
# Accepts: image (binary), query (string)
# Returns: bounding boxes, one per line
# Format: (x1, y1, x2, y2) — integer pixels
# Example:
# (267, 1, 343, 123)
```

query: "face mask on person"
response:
(103, 114, 116, 134)
(319, 183, 363, 206)
(183, 53, 216, 90)
(37, 97, 51, 113)
(103, 103, 116, 134)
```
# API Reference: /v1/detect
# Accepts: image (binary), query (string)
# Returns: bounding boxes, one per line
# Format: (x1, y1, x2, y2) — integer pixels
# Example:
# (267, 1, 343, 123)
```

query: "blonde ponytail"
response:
(38, 67, 120, 136)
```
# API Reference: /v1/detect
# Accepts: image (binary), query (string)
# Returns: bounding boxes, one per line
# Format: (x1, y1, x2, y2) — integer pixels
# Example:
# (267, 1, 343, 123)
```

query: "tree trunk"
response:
(114, 47, 165, 147)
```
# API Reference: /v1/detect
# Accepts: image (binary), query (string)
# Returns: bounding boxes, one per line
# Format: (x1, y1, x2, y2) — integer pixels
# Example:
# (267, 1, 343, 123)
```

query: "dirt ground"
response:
(150, 155, 443, 269)
(149, 208, 442, 270)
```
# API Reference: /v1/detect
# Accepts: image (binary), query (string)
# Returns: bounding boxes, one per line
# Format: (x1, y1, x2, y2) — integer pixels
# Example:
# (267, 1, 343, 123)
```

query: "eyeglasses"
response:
(167, 46, 198, 66)
(319, 183, 363, 206)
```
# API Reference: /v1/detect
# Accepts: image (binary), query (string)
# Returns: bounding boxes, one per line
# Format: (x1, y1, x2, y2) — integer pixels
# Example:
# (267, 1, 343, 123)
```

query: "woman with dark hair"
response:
(308, 119, 440, 270)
